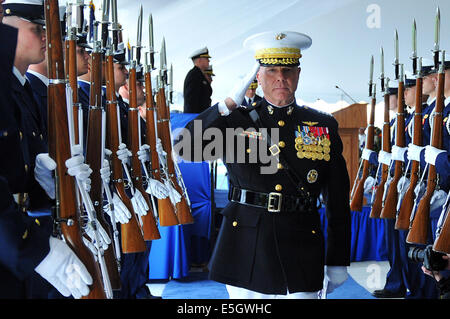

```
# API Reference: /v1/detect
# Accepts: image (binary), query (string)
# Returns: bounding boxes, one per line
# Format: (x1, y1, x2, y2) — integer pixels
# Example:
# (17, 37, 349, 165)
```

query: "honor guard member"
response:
(242, 79, 263, 107)
(176, 31, 351, 298)
(183, 46, 212, 113)
(1, 0, 93, 299)
(203, 64, 215, 84)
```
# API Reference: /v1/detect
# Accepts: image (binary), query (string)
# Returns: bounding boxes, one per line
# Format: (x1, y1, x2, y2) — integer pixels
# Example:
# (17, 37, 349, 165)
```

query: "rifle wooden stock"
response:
(396, 77, 423, 229)
(407, 71, 444, 244)
(144, 71, 178, 226)
(104, 54, 146, 253)
(370, 94, 392, 218)
(85, 51, 121, 290)
(433, 204, 450, 254)
(128, 67, 160, 241)
(45, 0, 106, 299)
(381, 81, 406, 219)
(156, 88, 194, 225)
(350, 97, 376, 212)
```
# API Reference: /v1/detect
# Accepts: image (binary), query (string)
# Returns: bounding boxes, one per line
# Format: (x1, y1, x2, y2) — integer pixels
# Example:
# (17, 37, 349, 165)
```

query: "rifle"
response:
(433, 194, 450, 254)
(350, 56, 376, 212)
(396, 58, 423, 229)
(380, 64, 406, 219)
(370, 80, 390, 218)
(45, 0, 105, 299)
(127, 55, 161, 241)
(156, 75, 194, 225)
(407, 51, 445, 245)
(104, 46, 146, 254)
(143, 53, 179, 226)
(84, 23, 121, 291)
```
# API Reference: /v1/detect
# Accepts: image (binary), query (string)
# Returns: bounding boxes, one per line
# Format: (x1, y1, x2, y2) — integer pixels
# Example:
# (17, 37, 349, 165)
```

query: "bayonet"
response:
(111, 0, 120, 52)
(433, 7, 441, 70)
(148, 13, 155, 69)
(75, 0, 85, 35)
(169, 63, 173, 104)
(411, 19, 417, 75)
(161, 37, 167, 86)
(394, 29, 399, 80)
(101, 0, 110, 49)
(369, 55, 374, 97)
(136, 5, 143, 66)
(380, 46, 385, 92)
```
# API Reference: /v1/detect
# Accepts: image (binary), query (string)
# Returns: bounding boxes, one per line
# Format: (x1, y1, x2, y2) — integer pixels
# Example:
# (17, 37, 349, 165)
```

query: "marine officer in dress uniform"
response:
(183, 46, 212, 113)
(0, 0, 93, 299)
(176, 31, 351, 298)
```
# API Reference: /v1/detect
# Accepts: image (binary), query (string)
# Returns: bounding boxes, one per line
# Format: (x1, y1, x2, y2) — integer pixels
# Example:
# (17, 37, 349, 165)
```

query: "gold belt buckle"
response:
(267, 192, 282, 213)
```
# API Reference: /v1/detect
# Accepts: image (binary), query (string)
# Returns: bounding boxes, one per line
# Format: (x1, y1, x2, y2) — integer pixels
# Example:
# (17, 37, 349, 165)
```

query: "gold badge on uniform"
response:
(307, 169, 318, 183)
(294, 125, 331, 161)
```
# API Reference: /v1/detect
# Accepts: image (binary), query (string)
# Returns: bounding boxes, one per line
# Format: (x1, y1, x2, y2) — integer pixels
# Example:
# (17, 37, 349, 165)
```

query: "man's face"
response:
(389, 94, 398, 111)
(76, 46, 90, 76)
(114, 63, 128, 88)
(136, 81, 145, 106)
(196, 57, 210, 71)
(404, 86, 416, 107)
(245, 88, 256, 98)
(15, 18, 46, 65)
(422, 74, 437, 95)
(257, 65, 300, 106)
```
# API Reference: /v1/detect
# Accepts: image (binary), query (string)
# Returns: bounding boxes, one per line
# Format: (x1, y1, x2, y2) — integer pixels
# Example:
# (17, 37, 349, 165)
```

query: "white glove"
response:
(84, 220, 111, 251)
(146, 178, 169, 199)
(219, 63, 260, 114)
(363, 176, 375, 194)
(391, 145, 407, 162)
(378, 150, 392, 166)
(324, 265, 348, 293)
(131, 189, 148, 217)
(430, 190, 448, 212)
(35, 236, 93, 299)
(138, 144, 150, 163)
(117, 143, 131, 164)
(397, 176, 410, 197)
(156, 138, 167, 156)
(414, 182, 426, 200)
(100, 159, 111, 184)
(104, 192, 132, 224)
(164, 179, 182, 205)
(82, 236, 98, 262)
(424, 145, 445, 166)
(361, 149, 377, 165)
(65, 145, 93, 192)
(407, 143, 425, 162)
(34, 153, 57, 199)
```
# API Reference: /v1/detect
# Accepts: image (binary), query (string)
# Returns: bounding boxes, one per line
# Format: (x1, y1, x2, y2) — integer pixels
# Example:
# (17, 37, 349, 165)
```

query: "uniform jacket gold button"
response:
(278, 141, 285, 148)
(24, 164, 28, 172)
(232, 221, 238, 227)
(277, 163, 283, 169)
(278, 120, 285, 127)
(2, 131, 8, 137)
(246, 148, 251, 153)
(275, 184, 282, 191)
(19, 131, 23, 140)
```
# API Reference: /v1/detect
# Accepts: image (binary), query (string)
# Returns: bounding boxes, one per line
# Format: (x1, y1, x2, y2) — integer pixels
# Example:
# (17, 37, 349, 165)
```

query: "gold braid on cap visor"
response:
(255, 47, 302, 65)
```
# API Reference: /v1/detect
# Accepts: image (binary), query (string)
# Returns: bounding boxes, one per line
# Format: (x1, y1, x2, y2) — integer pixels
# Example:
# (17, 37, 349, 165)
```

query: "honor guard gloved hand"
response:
(391, 145, 408, 162)
(100, 159, 111, 184)
(131, 189, 148, 217)
(65, 145, 93, 193)
(323, 266, 348, 293)
(397, 176, 410, 196)
(156, 138, 167, 156)
(35, 236, 93, 299)
(414, 182, 426, 200)
(138, 144, 150, 163)
(117, 143, 132, 165)
(103, 192, 132, 224)
(363, 176, 375, 194)
(34, 153, 57, 199)
(84, 219, 111, 251)
(361, 149, 378, 166)
(164, 179, 182, 205)
(146, 178, 169, 199)
(219, 63, 260, 115)
(378, 150, 392, 166)
(424, 145, 446, 166)
(430, 189, 448, 212)
(407, 143, 425, 163)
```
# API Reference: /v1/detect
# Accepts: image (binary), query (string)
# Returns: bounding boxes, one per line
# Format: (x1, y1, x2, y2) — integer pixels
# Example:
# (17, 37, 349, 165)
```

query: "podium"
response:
(332, 103, 367, 189)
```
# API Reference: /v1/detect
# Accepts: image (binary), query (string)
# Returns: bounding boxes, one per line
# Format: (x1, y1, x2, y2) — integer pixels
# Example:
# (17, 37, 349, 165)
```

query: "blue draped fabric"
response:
(149, 113, 388, 280)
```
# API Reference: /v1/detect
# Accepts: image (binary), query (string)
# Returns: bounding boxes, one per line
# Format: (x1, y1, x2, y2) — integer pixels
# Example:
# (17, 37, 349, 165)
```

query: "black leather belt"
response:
(229, 186, 318, 213)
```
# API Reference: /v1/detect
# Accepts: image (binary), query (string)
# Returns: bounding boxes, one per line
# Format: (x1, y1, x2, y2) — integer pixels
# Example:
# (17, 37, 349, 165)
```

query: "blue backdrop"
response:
(148, 113, 387, 280)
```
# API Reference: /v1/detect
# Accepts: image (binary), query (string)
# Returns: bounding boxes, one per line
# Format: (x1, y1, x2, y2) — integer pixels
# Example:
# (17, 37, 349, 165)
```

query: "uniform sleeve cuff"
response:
(217, 101, 231, 116)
